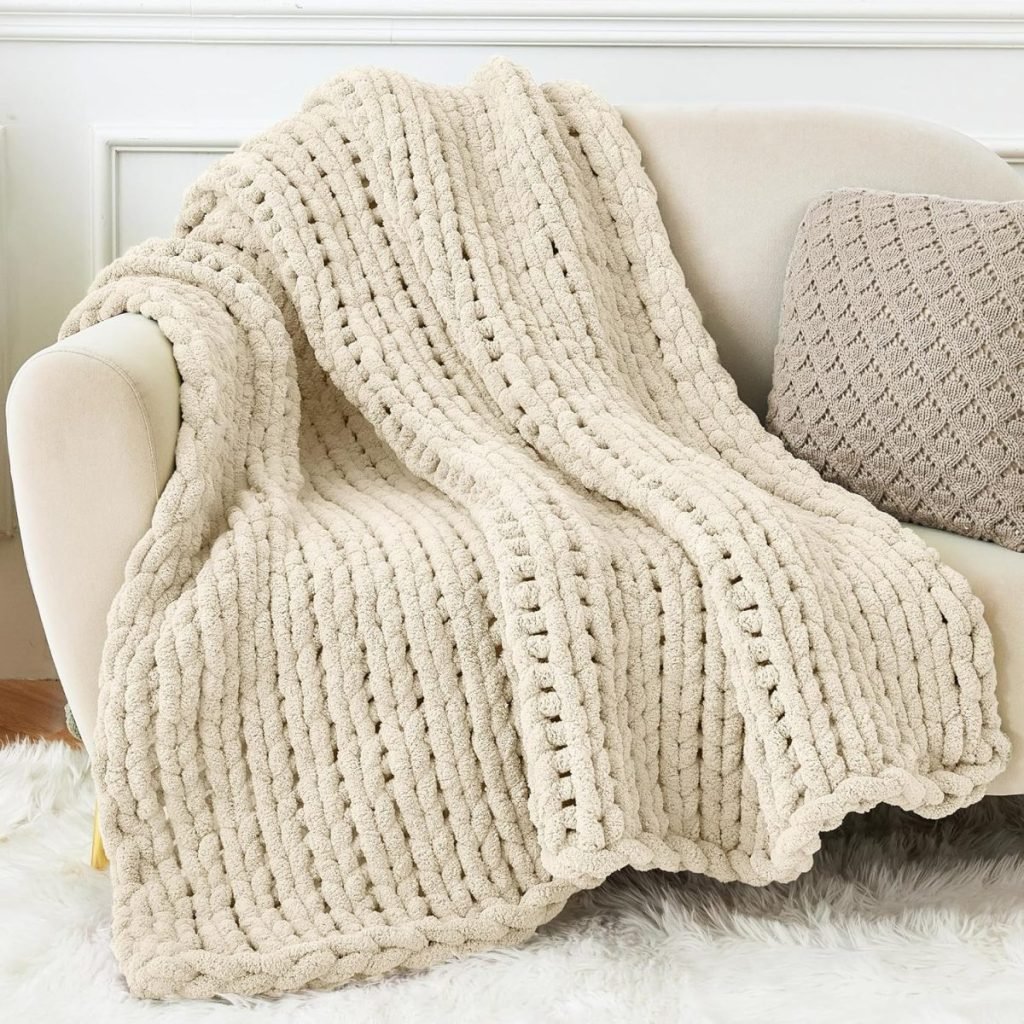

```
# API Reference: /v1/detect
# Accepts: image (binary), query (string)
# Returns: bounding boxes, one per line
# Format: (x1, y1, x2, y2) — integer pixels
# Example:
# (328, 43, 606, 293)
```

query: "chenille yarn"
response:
(60, 61, 1007, 1000)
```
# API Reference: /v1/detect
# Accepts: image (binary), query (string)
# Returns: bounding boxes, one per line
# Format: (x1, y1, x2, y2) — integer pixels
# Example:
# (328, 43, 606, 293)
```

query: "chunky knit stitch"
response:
(61, 61, 1008, 1000)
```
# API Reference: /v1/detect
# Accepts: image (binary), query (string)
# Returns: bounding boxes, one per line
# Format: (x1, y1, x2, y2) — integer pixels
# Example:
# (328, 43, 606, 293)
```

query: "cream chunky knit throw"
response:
(61, 61, 1008, 1000)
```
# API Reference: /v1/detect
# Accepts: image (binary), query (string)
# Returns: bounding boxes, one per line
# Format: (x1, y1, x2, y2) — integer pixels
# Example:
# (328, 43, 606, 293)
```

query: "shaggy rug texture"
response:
(3, 740, 1024, 1023)
(60, 58, 1006, 999)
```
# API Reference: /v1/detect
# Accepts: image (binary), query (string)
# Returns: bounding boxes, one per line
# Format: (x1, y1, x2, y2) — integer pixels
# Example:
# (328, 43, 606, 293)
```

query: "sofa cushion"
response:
(767, 188, 1024, 552)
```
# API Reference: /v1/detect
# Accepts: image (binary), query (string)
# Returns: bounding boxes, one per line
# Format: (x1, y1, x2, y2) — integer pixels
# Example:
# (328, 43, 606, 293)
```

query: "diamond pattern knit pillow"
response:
(767, 188, 1024, 553)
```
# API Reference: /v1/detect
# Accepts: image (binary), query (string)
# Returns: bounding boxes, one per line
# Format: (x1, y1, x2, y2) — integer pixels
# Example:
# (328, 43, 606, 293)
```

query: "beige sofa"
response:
(8, 105, 1024, 794)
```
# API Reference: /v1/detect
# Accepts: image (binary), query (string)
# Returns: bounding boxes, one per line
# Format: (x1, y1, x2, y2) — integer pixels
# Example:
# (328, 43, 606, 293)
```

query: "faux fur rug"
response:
(3, 740, 1023, 1024)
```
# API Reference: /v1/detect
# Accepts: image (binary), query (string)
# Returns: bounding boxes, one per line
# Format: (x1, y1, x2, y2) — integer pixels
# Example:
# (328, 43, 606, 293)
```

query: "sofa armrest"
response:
(6, 313, 180, 753)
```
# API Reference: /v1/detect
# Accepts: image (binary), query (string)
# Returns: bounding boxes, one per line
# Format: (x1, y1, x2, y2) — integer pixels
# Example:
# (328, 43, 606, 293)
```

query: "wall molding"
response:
(91, 125, 249, 274)
(5, 1, 1024, 48)
(985, 137, 1024, 165)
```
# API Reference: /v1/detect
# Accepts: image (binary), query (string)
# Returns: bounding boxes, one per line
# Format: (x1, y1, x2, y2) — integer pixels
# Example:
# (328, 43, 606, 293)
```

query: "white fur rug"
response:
(2, 740, 1024, 1023)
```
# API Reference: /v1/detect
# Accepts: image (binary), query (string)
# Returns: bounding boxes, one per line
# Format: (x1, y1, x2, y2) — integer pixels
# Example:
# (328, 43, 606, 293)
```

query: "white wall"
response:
(1, 0, 1024, 539)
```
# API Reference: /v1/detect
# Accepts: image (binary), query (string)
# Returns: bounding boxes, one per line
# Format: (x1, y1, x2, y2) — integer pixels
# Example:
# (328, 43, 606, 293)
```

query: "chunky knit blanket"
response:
(61, 61, 1008, 1000)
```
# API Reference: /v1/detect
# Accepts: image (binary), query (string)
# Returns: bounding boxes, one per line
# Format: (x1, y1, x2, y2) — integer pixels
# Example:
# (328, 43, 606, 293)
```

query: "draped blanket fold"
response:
(62, 60, 1008, 999)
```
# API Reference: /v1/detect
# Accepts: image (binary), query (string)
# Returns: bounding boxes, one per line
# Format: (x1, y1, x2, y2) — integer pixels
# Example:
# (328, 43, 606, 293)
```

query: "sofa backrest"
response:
(619, 105, 1024, 420)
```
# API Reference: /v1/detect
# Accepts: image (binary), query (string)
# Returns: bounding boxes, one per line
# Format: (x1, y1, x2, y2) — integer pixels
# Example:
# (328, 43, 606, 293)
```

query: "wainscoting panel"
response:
(92, 128, 247, 272)
(0, 124, 10, 536)
(1, 1, 1023, 537)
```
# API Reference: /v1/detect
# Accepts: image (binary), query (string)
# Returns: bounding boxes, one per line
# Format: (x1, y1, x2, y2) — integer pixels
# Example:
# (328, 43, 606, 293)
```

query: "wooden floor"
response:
(0, 679, 80, 746)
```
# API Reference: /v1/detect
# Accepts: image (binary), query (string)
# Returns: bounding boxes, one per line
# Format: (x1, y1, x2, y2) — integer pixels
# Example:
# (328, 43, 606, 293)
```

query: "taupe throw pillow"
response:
(767, 188, 1024, 552)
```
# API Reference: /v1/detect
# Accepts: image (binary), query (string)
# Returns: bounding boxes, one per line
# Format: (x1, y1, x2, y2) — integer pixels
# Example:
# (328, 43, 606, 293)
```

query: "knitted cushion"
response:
(767, 188, 1024, 552)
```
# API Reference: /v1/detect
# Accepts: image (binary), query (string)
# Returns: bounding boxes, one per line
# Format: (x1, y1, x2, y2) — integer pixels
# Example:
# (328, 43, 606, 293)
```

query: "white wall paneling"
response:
(0, 124, 11, 536)
(92, 127, 249, 272)
(1, 1, 1024, 536)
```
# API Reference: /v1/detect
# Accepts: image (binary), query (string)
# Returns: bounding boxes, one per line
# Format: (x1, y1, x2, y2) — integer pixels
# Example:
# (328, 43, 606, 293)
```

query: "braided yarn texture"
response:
(60, 61, 1008, 1000)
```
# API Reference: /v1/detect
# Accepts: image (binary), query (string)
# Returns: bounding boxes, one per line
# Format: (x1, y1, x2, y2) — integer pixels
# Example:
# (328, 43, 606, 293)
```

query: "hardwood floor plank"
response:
(0, 679, 80, 746)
